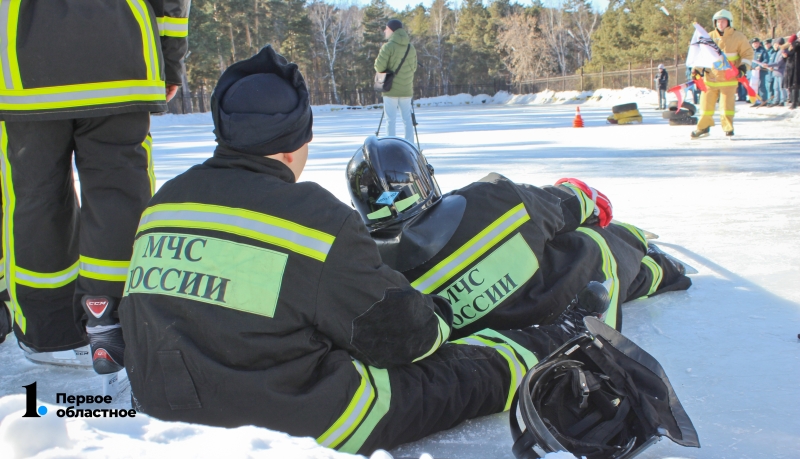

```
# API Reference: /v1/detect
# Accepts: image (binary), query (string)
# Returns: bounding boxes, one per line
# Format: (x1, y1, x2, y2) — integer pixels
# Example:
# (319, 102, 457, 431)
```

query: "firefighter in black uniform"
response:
(120, 46, 599, 455)
(0, 1, 190, 372)
(347, 136, 692, 337)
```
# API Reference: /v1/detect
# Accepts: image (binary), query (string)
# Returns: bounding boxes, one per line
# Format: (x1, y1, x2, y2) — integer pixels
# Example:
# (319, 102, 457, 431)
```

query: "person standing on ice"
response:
(749, 38, 769, 106)
(375, 19, 417, 142)
(0, 0, 190, 373)
(691, 9, 754, 139)
(120, 46, 601, 455)
(350, 136, 692, 338)
(656, 64, 669, 109)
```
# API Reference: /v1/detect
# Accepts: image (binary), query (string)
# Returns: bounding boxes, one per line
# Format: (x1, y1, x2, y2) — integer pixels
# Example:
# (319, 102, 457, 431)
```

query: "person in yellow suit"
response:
(692, 10, 754, 139)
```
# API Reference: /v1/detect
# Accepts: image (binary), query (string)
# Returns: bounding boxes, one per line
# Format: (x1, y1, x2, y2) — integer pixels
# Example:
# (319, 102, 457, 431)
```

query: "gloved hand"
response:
(554, 178, 613, 227)
(738, 64, 748, 77)
(691, 68, 701, 79)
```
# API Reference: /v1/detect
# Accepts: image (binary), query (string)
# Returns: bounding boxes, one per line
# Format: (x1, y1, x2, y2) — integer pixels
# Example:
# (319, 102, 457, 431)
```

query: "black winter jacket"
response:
(0, 0, 190, 121)
(120, 152, 452, 436)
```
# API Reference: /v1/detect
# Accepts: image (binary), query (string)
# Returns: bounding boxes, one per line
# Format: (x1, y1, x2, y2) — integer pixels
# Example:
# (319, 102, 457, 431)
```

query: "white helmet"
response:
(712, 9, 733, 29)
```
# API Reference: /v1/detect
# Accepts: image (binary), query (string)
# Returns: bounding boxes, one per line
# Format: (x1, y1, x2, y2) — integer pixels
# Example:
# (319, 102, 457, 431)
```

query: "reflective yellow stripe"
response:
(701, 111, 715, 116)
(641, 256, 663, 296)
(576, 228, 620, 329)
(412, 312, 451, 362)
(724, 110, 735, 116)
(126, 0, 159, 81)
(317, 360, 375, 449)
(705, 80, 739, 87)
(15, 261, 79, 289)
(156, 16, 189, 38)
(452, 332, 535, 411)
(560, 182, 597, 223)
(139, 203, 336, 262)
(411, 203, 530, 293)
(79, 256, 129, 282)
(612, 221, 647, 250)
(0, 0, 22, 90)
(337, 366, 392, 454)
(143, 134, 156, 195)
(0, 80, 166, 111)
(0, 121, 23, 332)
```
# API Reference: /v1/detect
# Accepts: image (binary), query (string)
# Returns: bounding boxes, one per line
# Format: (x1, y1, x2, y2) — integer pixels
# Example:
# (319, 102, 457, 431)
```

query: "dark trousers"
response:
(354, 326, 566, 454)
(1, 112, 153, 351)
(791, 88, 800, 108)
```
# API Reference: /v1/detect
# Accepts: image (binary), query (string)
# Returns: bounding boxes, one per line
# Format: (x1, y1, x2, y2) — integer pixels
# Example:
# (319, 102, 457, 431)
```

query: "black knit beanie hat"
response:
(211, 45, 313, 156)
(387, 19, 403, 31)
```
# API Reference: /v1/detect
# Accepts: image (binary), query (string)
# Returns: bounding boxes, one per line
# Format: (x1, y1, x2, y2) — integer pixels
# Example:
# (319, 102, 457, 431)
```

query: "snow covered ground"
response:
(2, 89, 799, 458)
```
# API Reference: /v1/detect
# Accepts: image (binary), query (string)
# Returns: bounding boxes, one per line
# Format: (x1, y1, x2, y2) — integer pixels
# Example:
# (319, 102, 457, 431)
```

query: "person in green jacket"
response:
(374, 19, 417, 142)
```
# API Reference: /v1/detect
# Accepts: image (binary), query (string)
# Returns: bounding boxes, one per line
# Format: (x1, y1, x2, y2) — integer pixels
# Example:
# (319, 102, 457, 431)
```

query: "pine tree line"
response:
(185, 0, 800, 104)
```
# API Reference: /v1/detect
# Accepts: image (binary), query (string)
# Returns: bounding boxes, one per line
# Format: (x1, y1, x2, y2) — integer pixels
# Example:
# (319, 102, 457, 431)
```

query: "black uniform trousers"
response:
(351, 326, 564, 454)
(0, 111, 153, 351)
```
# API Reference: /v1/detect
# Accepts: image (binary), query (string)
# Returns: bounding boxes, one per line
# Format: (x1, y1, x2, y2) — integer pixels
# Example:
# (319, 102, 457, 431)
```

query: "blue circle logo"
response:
(37, 406, 47, 416)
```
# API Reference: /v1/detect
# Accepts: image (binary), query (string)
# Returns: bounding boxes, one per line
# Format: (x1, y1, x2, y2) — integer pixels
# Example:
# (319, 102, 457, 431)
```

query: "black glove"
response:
(738, 64, 747, 77)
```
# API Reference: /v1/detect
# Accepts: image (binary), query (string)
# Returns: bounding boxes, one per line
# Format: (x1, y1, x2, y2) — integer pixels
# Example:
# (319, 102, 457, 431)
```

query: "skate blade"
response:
(22, 345, 93, 369)
(642, 229, 659, 240)
(103, 368, 131, 403)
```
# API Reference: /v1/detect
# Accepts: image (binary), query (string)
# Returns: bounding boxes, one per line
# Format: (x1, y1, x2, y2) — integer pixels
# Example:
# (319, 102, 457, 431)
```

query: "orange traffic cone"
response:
(573, 107, 584, 128)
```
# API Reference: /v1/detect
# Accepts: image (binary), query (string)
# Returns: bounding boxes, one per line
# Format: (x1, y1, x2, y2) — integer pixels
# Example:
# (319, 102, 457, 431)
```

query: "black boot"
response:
(690, 127, 710, 139)
(81, 295, 125, 374)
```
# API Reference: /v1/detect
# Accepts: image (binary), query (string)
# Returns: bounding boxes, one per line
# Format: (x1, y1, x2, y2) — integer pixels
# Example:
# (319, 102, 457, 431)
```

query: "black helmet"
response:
(347, 136, 441, 231)
(510, 317, 700, 459)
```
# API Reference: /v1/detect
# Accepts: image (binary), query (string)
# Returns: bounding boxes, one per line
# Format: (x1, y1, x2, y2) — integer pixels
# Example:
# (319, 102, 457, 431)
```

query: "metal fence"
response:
(168, 61, 688, 114)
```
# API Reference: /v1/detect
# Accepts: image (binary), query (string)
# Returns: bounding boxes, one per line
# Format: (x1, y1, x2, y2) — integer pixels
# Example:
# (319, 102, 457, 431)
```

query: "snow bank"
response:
(0, 394, 361, 459)
(0, 394, 576, 459)
(308, 87, 662, 113)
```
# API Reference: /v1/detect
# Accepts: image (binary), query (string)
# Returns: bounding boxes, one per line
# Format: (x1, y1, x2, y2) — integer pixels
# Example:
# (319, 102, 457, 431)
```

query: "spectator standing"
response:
(750, 38, 769, 106)
(762, 38, 787, 106)
(375, 19, 417, 142)
(655, 64, 669, 109)
(785, 33, 800, 109)
(686, 67, 700, 103)
(762, 39, 776, 107)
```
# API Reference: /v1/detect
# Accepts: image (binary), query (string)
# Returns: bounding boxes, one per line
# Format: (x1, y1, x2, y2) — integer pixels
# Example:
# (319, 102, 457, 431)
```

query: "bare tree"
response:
(542, 2, 571, 76)
(567, 0, 598, 65)
(497, 13, 549, 82)
(428, 0, 452, 91)
(309, 1, 358, 104)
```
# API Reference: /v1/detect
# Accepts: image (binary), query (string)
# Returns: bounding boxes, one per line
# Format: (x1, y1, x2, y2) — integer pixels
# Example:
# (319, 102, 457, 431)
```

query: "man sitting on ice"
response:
(119, 46, 609, 455)
(348, 136, 692, 338)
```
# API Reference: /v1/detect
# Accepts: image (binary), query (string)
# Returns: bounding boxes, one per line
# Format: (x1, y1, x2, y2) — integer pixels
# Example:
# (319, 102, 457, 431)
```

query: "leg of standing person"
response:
(696, 87, 719, 131)
(758, 70, 768, 103)
(1, 120, 86, 353)
(719, 85, 737, 133)
(764, 72, 774, 104)
(772, 75, 784, 105)
(397, 97, 414, 143)
(383, 96, 399, 137)
(72, 112, 152, 370)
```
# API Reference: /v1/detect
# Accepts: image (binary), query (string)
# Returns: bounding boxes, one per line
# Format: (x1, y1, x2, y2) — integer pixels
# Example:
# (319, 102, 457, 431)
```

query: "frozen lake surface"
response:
(2, 96, 799, 459)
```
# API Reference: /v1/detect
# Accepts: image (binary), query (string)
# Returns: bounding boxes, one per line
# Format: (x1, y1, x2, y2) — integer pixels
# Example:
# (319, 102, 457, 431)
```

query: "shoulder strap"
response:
(395, 44, 412, 73)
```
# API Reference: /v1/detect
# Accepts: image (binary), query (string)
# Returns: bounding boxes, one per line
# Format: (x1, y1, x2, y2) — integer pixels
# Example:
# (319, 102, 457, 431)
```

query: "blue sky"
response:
(381, 0, 609, 13)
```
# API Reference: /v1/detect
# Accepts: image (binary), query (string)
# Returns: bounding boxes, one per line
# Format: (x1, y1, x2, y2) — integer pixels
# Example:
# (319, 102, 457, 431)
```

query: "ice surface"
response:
(2, 89, 799, 458)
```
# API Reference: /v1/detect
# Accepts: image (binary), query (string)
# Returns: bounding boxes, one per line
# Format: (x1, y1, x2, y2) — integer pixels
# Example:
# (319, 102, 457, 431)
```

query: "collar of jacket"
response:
(207, 145, 297, 183)
(388, 28, 410, 46)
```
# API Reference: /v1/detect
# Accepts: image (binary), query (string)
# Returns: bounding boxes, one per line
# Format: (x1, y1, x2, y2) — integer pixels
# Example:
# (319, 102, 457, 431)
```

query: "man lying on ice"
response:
(118, 46, 616, 455)
(349, 136, 692, 337)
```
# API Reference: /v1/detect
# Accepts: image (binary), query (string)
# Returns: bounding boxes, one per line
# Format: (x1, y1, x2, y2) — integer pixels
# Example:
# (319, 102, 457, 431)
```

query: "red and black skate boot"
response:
(81, 295, 125, 375)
